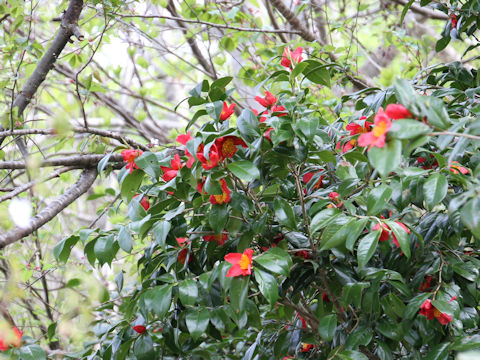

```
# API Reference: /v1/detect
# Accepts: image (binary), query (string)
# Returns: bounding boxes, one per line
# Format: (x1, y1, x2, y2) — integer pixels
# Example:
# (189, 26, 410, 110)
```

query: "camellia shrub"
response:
(43, 47, 480, 360)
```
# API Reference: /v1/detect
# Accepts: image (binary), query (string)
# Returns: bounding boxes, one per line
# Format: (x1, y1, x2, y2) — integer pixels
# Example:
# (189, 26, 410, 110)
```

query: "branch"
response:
(0, 0, 84, 152)
(0, 168, 97, 249)
(391, 0, 448, 21)
(0, 153, 124, 170)
(0, 127, 150, 151)
(115, 12, 301, 35)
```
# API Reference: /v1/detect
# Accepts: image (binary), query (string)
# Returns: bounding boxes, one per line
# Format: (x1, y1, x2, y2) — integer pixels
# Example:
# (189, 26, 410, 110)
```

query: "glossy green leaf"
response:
(274, 197, 297, 230)
(357, 230, 381, 269)
(53, 235, 79, 263)
(142, 284, 172, 318)
(368, 139, 402, 177)
(227, 160, 260, 182)
(117, 226, 132, 253)
(255, 247, 292, 276)
(254, 268, 278, 305)
(423, 173, 448, 209)
(318, 314, 337, 341)
(385, 220, 411, 258)
(367, 185, 393, 216)
(179, 279, 198, 307)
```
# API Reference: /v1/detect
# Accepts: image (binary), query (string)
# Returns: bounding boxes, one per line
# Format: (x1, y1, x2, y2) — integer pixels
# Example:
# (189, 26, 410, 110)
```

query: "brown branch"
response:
(0, 168, 97, 249)
(114, 12, 301, 35)
(0, 0, 84, 154)
(391, 0, 448, 21)
(0, 127, 150, 151)
(166, 0, 217, 79)
(264, 0, 288, 43)
(0, 154, 124, 170)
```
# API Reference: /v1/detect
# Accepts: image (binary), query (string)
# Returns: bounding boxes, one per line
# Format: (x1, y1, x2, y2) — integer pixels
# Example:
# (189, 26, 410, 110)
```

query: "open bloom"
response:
(132, 325, 147, 334)
(203, 232, 227, 246)
(197, 143, 221, 170)
(215, 136, 247, 160)
(0, 327, 22, 351)
(281, 47, 303, 69)
(346, 118, 372, 135)
(385, 103, 412, 119)
(373, 221, 410, 248)
(160, 154, 183, 181)
(209, 179, 231, 205)
(336, 137, 357, 153)
(271, 105, 287, 117)
(225, 248, 253, 277)
(358, 109, 392, 150)
(176, 132, 195, 168)
(419, 299, 452, 325)
(176, 237, 192, 265)
(449, 161, 469, 175)
(220, 102, 236, 121)
(300, 343, 314, 352)
(133, 194, 150, 211)
(302, 171, 324, 191)
(121, 149, 143, 173)
(255, 91, 277, 109)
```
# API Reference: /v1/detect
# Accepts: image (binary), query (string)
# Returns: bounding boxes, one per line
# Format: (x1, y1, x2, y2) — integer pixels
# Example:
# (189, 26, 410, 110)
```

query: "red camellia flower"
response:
(419, 275, 433, 292)
(0, 327, 22, 351)
(271, 105, 287, 117)
(358, 108, 392, 150)
(385, 103, 412, 119)
(346, 120, 372, 136)
(281, 47, 303, 69)
(197, 143, 221, 170)
(302, 171, 324, 191)
(329, 192, 339, 200)
(209, 179, 231, 205)
(295, 250, 310, 259)
(419, 299, 452, 325)
(255, 91, 277, 109)
(220, 101, 236, 121)
(321, 293, 330, 302)
(449, 161, 469, 175)
(203, 232, 227, 246)
(373, 221, 410, 248)
(160, 154, 183, 181)
(450, 13, 458, 28)
(133, 194, 150, 211)
(121, 149, 143, 173)
(132, 325, 147, 334)
(300, 343, 313, 352)
(225, 248, 253, 277)
(176, 237, 193, 265)
(336, 137, 357, 153)
(215, 136, 248, 160)
(176, 132, 196, 168)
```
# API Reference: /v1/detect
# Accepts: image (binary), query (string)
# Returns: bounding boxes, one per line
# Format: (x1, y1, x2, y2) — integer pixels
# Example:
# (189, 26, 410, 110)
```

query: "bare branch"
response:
(0, 168, 97, 249)
(391, 0, 448, 21)
(0, 153, 124, 170)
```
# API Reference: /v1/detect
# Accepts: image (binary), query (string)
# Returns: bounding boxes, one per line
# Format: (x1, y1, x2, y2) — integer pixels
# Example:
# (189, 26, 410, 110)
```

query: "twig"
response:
(0, 153, 124, 169)
(429, 131, 480, 141)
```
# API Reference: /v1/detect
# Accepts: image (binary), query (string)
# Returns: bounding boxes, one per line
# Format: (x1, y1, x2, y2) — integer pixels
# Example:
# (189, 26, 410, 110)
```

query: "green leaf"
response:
(318, 314, 337, 341)
(211, 76, 233, 89)
(53, 235, 79, 263)
(452, 335, 480, 351)
(117, 226, 133, 253)
(425, 343, 451, 360)
(320, 217, 354, 251)
(346, 218, 369, 251)
(97, 153, 112, 173)
(423, 173, 448, 209)
(385, 220, 411, 258)
(152, 220, 171, 249)
(93, 235, 118, 266)
(436, 36, 451, 52)
(461, 198, 480, 238)
(229, 276, 250, 313)
(400, 0, 415, 24)
(310, 208, 340, 234)
(186, 309, 210, 340)
(367, 185, 393, 216)
(142, 284, 172, 318)
(403, 293, 431, 320)
(302, 60, 331, 87)
(209, 204, 228, 234)
(227, 161, 260, 182)
(254, 268, 278, 305)
(389, 119, 430, 140)
(18, 345, 47, 360)
(133, 334, 155, 360)
(120, 171, 144, 202)
(255, 247, 292, 276)
(206, 100, 224, 121)
(368, 139, 402, 177)
(338, 349, 369, 360)
(274, 197, 297, 230)
(179, 279, 198, 307)
(135, 152, 161, 179)
(357, 230, 381, 269)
